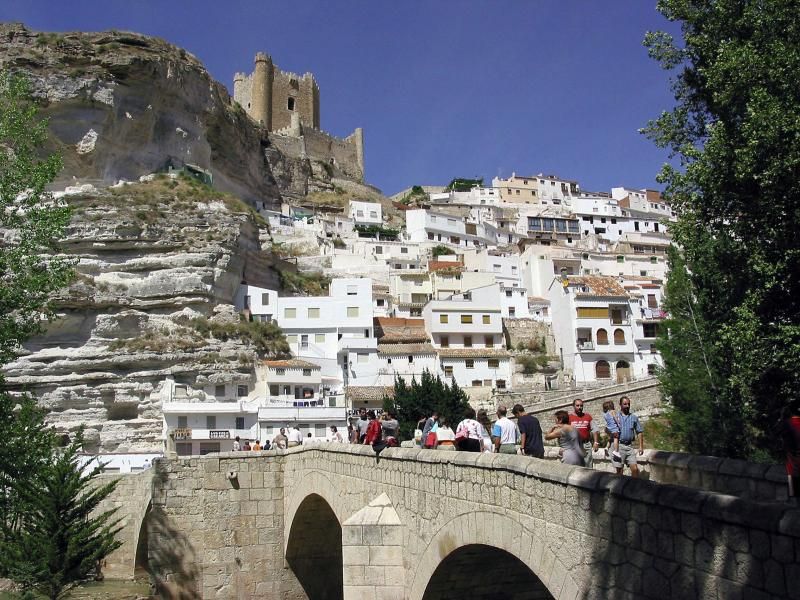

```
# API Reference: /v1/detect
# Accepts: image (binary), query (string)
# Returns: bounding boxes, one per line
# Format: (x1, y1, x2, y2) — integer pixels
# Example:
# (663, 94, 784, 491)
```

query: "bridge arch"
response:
(409, 511, 581, 600)
(284, 471, 345, 600)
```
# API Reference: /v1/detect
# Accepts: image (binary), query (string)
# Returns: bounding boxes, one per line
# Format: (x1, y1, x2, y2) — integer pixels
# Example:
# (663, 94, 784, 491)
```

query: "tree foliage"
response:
(0, 434, 122, 600)
(0, 71, 73, 365)
(645, 2, 800, 459)
(383, 370, 471, 440)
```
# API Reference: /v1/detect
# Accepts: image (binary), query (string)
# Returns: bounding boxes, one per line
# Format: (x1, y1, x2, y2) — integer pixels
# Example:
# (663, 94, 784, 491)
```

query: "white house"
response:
(547, 275, 641, 384)
(405, 209, 497, 249)
(423, 284, 513, 391)
(374, 317, 438, 387)
(349, 200, 383, 226)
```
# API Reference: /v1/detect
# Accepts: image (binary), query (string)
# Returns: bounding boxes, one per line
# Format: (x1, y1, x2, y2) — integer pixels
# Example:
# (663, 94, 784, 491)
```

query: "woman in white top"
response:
(435, 416, 456, 450)
(329, 425, 344, 443)
(455, 407, 485, 452)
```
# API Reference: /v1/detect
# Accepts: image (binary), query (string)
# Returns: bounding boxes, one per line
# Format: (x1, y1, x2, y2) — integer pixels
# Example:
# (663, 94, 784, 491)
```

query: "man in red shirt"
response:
(569, 399, 599, 469)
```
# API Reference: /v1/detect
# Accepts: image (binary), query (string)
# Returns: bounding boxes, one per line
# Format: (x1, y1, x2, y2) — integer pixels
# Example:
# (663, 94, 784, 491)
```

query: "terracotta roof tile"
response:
(346, 386, 395, 401)
(429, 260, 464, 273)
(377, 343, 436, 355)
(568, 276, 628, 297)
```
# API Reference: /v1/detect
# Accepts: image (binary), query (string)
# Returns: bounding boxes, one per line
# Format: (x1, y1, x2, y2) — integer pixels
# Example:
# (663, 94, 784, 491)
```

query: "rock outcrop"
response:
(2, 178, 279, 453)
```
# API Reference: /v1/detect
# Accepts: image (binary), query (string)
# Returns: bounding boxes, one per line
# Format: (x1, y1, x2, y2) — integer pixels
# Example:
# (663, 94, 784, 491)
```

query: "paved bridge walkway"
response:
(125, 445, 800, 599)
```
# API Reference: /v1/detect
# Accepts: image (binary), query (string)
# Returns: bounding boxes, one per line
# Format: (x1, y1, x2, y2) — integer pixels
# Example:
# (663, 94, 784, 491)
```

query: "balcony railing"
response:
(577, 341, 595, 351)
(209, 430, 231, 439)
(173, 427, 192, 440)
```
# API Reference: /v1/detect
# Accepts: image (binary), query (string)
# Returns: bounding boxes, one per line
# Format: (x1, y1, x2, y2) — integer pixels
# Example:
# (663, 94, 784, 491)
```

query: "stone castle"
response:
(234, 53, 365, 182)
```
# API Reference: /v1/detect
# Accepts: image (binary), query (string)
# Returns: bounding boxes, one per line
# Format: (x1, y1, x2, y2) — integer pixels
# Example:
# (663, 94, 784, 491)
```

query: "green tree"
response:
(383, 370, 471, 440)
(0, 434, 122, 600)
(645, 2, 800, 459)
(0, 71, 72, 530)
(0, 71, 73, 365)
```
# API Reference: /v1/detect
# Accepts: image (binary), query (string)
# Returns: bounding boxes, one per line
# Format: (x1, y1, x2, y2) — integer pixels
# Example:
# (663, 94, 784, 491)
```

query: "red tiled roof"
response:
(377, 343, 436, 355)
(568, 276, 628, 297)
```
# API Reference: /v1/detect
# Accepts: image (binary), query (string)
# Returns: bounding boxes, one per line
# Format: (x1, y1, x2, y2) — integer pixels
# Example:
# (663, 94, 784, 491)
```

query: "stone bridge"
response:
(127, 445, 800, 599)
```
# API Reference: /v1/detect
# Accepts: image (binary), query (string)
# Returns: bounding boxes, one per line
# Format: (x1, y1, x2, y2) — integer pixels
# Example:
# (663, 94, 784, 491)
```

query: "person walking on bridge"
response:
(569, 399, 598, 468)
(512, 404, 544, 458)
(616, 396, 644, 478)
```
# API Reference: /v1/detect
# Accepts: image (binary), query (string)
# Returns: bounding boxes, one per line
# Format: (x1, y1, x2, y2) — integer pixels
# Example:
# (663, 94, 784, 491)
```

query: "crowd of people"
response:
(230, 397, 645, 477)
(412, 396, 645, 477)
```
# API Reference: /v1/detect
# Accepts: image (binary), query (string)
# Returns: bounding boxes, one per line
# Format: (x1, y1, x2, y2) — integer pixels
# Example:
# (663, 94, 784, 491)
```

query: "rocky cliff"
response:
(0, 23, 386, 452)
(2, 177, 284, 453)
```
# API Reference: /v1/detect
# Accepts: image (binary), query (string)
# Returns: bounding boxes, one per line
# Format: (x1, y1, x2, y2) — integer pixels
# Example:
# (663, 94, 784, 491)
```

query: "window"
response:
(287, 97, 295, 110)
(643, 323, 658, 338)
(357, 353, 368, 363)
(511, 266, 517, 273)
(472, 380, 482, 386)
(301, 334, 309, 349)
(596, 360, 611, 379)
(597, 329, 609, 345)
(408, 355, 414, 363)
(465, 359, 474, 369)
(347, 307, 359, 318)
(651, 256, 658, 264)
(283, 385, 291, 395)
(302, 368, 312, 376)
(315, 333, 325, 343)
(647, 364, 658, 375)
(428, 232, 435, 240)
(444, 366, 454, 377)
(614, 329, 626, 345)
(488, 359, 499, 368)
(464, 336, 472, 348)
(505, 290, 513, 297)
(235, 417, 245, 430)
(509, 307, 516, 317)
(648, 294, 658, 308)
(261, 293, 270, 305)
(284, 307, 296, 318)
(494, 264, 502, 273)
(496, 379, 506, 389)
(484, 379, 492, 386)
(640, 271, 648, 277)
(576, 307, 607, 318)
(485, 336, 494, 348)
(375, 246, 383, 254)
(286, 335, 297, 344)
(237, 385, 248, 397)
(206, 416, 216, 429)
(483, 315, 490, 324)
(308, 307, 320, 318)
(276, 368, 286, 376)
(440, 336, 449, 348)
(461, 314, 473, 324)
(370, 211, 378, 218)
(177, 416, 188, 428)
(269, 384, 279, 396)
(215, 384, 225, 397)
(357, 210, 364, 217)
(401, 246, 408, 254)
(244, 295, 251, 309)
(440, 314, 449, 324)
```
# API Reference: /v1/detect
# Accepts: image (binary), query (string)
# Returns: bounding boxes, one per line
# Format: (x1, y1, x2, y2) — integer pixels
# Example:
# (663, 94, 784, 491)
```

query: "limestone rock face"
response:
(0, 23, 282, 207)
(2, 181, 269, 453)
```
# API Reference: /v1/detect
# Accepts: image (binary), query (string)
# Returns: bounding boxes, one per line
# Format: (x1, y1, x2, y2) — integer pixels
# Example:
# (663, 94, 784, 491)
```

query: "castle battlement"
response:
(233, 52, 365, 182)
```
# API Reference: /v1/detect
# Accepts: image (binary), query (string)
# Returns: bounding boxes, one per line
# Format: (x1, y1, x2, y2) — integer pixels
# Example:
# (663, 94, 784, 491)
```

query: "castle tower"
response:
(251, 52, 273, 129)
(353, 127, 365, 179)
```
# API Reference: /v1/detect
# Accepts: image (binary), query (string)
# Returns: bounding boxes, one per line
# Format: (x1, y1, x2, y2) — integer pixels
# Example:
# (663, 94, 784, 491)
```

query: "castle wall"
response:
(270, 70, 319, 132)
(304, 127, 364, 182)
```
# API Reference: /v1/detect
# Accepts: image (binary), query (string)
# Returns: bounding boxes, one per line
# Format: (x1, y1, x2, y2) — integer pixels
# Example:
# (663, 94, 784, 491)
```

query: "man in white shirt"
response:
(288, 426, 303, 447)
(491, 406, 519, 454)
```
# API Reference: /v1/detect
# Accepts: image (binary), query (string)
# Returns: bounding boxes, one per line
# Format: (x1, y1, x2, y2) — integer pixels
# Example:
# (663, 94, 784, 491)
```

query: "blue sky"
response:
(0, 1, 680, 195)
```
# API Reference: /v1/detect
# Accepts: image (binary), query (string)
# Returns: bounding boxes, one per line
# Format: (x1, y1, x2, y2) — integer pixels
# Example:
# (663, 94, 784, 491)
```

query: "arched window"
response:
(614, 329, 626, 345)
(616, 360, 631, 383)
(287, 97, 295, 111)
(596, 329, 608, 345)
(596, 360, 611, 379)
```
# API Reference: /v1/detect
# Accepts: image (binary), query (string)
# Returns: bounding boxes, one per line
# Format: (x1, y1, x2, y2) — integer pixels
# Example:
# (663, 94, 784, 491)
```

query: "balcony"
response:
(258, 405, 347, 422)
(577, 341, 595, 351)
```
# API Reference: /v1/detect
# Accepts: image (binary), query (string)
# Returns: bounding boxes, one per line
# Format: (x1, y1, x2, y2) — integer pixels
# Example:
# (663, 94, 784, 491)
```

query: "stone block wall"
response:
(503, 318, 555, 354)
(94, 470, 153, 579)
(142, 445, 800, 599)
